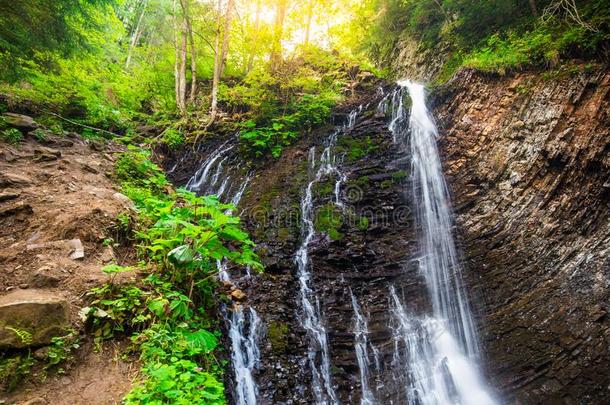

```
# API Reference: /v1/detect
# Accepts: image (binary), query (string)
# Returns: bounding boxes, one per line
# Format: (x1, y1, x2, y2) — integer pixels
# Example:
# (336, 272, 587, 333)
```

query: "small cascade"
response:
(183, 145, 262, 405)
(382, 81, 496, 405)
(229, 307, 262, 405)
(185, 139, 234, 193)
(294, 106, 362, 404)
(350, 291, 376, 405)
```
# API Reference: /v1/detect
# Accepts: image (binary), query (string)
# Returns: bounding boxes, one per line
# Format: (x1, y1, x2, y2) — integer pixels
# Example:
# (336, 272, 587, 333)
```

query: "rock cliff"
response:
(434, 67, 610, 404)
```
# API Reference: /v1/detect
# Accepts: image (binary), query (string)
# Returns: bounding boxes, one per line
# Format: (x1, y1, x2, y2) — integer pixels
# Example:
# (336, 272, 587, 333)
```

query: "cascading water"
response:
(229, 306, 262, 405)
(383, 81, 496, 405)
(350, 291, 376, 405)
(294, 106, 362, 404)
(184, 144, 261, 405)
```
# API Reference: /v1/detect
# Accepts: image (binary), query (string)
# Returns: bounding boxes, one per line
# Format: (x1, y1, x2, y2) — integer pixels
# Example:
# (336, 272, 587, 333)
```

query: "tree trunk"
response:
(178, 28, 187, 112)
(173, 0, 181, 111)
(180, 0, 197, 103)
(210, 0, 223, 119)
(125, 0, 147, 68)
(247, 0, 262, 73)
(270, 0, 287, 68)
(220, 0, 234, 75)
(528, 0, 538, 16)
(304, 0, 313, 46)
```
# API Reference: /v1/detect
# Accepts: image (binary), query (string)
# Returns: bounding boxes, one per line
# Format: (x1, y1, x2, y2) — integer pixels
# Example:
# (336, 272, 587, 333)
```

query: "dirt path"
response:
(0, 130, 137, 404)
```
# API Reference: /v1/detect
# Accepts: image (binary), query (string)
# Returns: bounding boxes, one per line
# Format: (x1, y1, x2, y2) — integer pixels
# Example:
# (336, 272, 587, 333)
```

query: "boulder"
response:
(231, 289, 247, 301)
(0, 172, 32, 188)
(2, 113, 37, 130)
(0, 289, 69, 348)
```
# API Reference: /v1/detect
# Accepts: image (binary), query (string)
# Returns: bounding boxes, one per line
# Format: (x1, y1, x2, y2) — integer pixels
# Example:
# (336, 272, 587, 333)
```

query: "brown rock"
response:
(231, 289, 247, 301)
(31, 265, 63, 288)
(0, 172, 32, 187)
(2, 113, 37, 130)
(0, 289, 70, 348)
(0, 191, 20, 202)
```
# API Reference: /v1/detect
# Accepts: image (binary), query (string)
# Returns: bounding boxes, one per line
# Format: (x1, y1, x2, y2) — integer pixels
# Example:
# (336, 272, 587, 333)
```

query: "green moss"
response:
(356, 216, 369, 231)
(380, 179, 392, 189)
(391, 170, 408, 180)
(314, 203, 344, 240)
(268, 321, 289, 353)
(338, 135, 379, 163)
(277, 227, 292, 242)
(313, 180, 334, 198)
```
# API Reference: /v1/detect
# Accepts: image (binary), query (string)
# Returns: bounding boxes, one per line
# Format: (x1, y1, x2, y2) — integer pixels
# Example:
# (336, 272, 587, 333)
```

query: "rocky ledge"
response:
(434, 66, 610, 404)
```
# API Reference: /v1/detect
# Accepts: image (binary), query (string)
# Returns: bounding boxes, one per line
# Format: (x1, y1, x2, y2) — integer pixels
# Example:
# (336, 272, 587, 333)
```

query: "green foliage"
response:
(368, 0, 609, 79)
(0, 353, 35, 392)
(92, 147, 262, 403)
(45, 331, 80, 373)
(115, 147, 169, 195)
(5, 327, 32, 346)
(218, 52, 346, 158)
(162, 128, 185, 150)
(314, 203, 344, 240)
(337, 134, 379, 162)
(356, 216, 370, 231)
(0, 128, 22, 144)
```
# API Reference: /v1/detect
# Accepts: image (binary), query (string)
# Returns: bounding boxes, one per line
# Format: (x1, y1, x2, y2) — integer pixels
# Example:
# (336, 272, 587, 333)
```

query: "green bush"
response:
(0, 128, 22, 144)
(88, 147, 263, 404)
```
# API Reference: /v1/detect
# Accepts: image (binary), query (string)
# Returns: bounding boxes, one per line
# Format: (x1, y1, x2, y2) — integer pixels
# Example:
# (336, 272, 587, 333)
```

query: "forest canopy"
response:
(0, 0, 607, 133)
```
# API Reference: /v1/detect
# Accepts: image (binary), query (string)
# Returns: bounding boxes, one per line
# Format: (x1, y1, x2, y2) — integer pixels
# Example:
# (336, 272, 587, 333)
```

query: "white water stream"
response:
(383, 81, 496, 405)
(185, 144, 261, 405)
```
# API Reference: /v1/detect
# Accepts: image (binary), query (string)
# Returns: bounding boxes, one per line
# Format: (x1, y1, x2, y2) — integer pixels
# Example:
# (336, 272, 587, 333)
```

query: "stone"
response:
(0, 202, 33, 219)
(31, 266, 63, 288)
(230, 289, 247, 301)
(20, 397, 46, 405)
(0, 289, 69, 348)
(2, 113, 37, 130)
(0, 172, 32, 188)
(0, 192, 20, 202)
(68, 239, 84, 260)
(33, 146, 61, 162)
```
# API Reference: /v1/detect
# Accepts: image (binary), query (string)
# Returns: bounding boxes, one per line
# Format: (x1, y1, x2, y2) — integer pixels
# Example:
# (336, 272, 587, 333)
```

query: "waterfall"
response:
(350, 291, 376, 405)
(295, 144, 339, 405)
(295, 106, 362, 404)
(383, 81, 496, 405)
(184, 144, 262, 405)
(229, 307, 262, 405)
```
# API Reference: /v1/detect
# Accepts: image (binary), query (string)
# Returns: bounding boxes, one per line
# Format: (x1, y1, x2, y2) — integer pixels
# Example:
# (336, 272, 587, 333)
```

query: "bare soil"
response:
(0, 132, 138, 404)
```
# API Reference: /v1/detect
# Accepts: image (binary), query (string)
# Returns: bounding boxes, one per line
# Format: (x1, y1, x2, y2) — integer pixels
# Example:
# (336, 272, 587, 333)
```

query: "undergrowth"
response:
(81, 148, 262, 404)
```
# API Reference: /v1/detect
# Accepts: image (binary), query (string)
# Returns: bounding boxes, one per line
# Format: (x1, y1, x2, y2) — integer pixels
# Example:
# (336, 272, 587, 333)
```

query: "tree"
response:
(210, 0, 234, 119)
(173, 0, 187, 112)
(180, 0, 197, 102)
(304, 0, 314, 46)
(247, 0, 263, 72)
(270, 0, 288, 68)
(126, 0, 148, 68)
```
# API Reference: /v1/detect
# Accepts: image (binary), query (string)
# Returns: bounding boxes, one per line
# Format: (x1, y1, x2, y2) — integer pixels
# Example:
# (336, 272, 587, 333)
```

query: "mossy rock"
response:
(314, 203, 343, 240)
(338, 135, 379, 163)
(356, 216, 369, 231)
(268, 321, 289, 353)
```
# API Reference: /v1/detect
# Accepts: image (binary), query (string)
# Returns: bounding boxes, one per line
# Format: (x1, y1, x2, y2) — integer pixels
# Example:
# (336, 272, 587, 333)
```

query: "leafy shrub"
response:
(162, 128, 184, 150)
(45, 331, 80, 373)
(0, 128, 22, 144)
(115, 147, 168, 194)
(88, 148, 263, 403)
(0, 353, 35, 392)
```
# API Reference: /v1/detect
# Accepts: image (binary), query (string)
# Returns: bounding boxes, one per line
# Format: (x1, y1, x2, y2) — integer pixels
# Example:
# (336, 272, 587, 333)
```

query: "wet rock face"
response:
(433, 68, 610, 404)
(230, 99, 441, 403)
